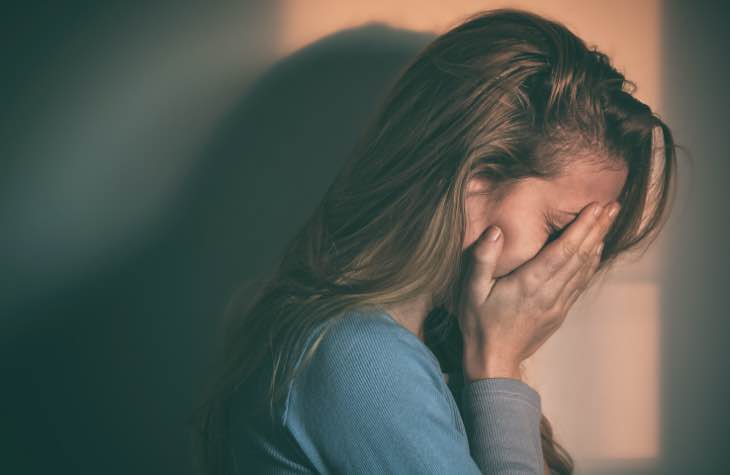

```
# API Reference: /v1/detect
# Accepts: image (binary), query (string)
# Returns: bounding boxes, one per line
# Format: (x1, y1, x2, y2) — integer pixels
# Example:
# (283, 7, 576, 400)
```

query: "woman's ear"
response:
(463, 176, 500, 253)
(466, 175, 493, 196)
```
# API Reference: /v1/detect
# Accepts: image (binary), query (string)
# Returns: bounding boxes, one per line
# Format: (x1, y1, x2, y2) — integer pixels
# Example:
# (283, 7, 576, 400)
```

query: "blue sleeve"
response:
(281, 313, 545, 474)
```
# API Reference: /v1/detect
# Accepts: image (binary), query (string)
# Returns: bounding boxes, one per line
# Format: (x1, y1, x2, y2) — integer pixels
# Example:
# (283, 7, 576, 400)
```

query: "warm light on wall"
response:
(527, 282, 660, 465)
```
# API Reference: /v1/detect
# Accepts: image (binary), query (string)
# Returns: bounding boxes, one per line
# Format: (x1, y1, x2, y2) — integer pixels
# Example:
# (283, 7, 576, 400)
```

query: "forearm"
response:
(460, 377, 545, 474)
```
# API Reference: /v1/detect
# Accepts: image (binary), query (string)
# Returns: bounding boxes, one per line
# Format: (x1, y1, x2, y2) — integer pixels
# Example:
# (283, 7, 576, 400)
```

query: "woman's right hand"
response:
(457, 200, 621, 383)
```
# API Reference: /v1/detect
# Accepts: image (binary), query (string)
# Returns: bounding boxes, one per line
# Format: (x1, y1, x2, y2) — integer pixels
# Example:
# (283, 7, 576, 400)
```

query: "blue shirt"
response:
(227, 308, 545, 474)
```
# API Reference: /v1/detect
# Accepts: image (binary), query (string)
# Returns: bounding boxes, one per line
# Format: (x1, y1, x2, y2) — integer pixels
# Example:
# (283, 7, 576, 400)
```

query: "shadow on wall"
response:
(1, 23, 434, 475)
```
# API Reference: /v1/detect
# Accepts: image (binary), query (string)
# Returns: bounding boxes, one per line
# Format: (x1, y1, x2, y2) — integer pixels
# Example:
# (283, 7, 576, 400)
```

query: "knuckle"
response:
(561, 239, 580, 258)
(545, 254, 563, 274)
(472, 245, 494, 263)
(550, 311, 565, 327)
(519, 272, 539, 297)
(577, 247, 593, 263)
(540, 310, 562, 331)
(589, 257, 601, 274)
(588, 255, 601, 275)
(535, 288, 558, 311)
(554, 302, 569, 319)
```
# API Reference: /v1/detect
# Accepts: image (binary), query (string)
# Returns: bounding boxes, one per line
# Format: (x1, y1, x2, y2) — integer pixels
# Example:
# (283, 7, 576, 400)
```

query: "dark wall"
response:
(0, 1, 432, 474)
(659, 1, 730, 474)
(1, 2, 276, 473)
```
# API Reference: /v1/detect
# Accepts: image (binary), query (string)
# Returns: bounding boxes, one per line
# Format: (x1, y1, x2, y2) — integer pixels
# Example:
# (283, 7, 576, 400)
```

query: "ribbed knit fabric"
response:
(226, 308, 545, 474)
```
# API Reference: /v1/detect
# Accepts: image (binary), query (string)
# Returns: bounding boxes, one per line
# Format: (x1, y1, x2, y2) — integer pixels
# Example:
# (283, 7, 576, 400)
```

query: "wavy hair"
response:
(190, 8, 679, 475)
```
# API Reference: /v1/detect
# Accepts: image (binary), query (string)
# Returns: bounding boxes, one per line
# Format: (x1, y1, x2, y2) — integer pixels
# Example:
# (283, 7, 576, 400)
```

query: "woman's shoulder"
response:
(280, 309, 471, 474)
(282, 308, 447, 418)
(296, 308, 441, 375)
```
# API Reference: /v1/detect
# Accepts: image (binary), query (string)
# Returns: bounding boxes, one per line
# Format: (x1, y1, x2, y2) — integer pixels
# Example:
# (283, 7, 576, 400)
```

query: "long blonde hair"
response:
(190, 8, 678, 474)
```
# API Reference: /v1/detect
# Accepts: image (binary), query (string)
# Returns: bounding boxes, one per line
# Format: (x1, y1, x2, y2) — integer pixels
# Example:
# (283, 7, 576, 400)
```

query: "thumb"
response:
(465, 225, 503, 309)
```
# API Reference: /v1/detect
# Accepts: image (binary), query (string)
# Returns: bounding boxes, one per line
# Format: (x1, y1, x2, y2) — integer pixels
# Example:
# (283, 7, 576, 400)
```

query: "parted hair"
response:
(190, 8, 678, 475)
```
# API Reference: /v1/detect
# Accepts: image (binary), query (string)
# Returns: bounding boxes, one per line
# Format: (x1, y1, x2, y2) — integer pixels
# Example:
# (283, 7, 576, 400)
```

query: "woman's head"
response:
(192, 8, 678, 475)
(454, 8, 672, 278)
(319, 8, 675, 307)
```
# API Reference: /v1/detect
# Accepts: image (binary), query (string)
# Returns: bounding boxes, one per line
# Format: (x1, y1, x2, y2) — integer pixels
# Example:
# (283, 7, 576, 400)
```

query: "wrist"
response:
(463, 366, 522, 383)
(462, 351, 522, 383)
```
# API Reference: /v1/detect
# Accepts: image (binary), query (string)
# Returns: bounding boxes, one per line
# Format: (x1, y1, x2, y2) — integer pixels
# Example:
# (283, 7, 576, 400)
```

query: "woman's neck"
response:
(381, 293, 433, 342)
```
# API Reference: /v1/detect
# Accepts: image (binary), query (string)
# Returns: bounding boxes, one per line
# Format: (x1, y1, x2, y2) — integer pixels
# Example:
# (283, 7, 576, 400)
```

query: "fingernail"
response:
(593, 204, 604, 217)
(486, 226, 501, 241)
(608, 203, 621, 218)
(595, 242, 604, 256)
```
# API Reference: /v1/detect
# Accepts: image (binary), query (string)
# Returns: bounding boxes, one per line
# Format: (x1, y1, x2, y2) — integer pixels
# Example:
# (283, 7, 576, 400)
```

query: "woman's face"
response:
(464, 160, 629, 278)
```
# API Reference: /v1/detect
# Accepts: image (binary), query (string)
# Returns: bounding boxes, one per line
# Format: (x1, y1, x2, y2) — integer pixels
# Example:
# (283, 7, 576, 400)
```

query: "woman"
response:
(191, 8, 677, 475)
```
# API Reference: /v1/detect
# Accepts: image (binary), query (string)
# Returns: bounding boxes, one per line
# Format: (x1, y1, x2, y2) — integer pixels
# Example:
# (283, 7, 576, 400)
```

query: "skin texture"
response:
(464, 159, 628, 278)
(386, 159, 628, 343)
(455, 157, 629, 382)
(459, 198, 622, 382)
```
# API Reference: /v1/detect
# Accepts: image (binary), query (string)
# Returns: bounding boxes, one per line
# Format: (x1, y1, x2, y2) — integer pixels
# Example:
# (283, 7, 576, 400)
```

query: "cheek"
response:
(462, 195, 496, 251)
(492, 221, 550, 278)
(462, 194, 551, 277)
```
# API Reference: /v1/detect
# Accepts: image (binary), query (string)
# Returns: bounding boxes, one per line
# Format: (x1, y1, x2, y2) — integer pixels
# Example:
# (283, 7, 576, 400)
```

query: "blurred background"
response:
(2, 1, 728, 474)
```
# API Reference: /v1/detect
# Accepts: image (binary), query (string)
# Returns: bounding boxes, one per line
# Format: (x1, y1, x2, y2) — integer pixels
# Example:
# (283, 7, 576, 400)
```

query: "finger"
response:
(579, 201, 621, 254)
(539, 237, 600, 310)
(545, 201, 618, 291)
(510, 201, 603, 288)
(464, 225, 503, 310)
(558, 242, 602, 311)
(561, 265, 596, 311)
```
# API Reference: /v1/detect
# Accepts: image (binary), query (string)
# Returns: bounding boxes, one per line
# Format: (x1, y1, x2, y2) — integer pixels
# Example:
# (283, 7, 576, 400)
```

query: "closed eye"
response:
(545, 221, 563, 244)
(544, 209, 574, 244)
